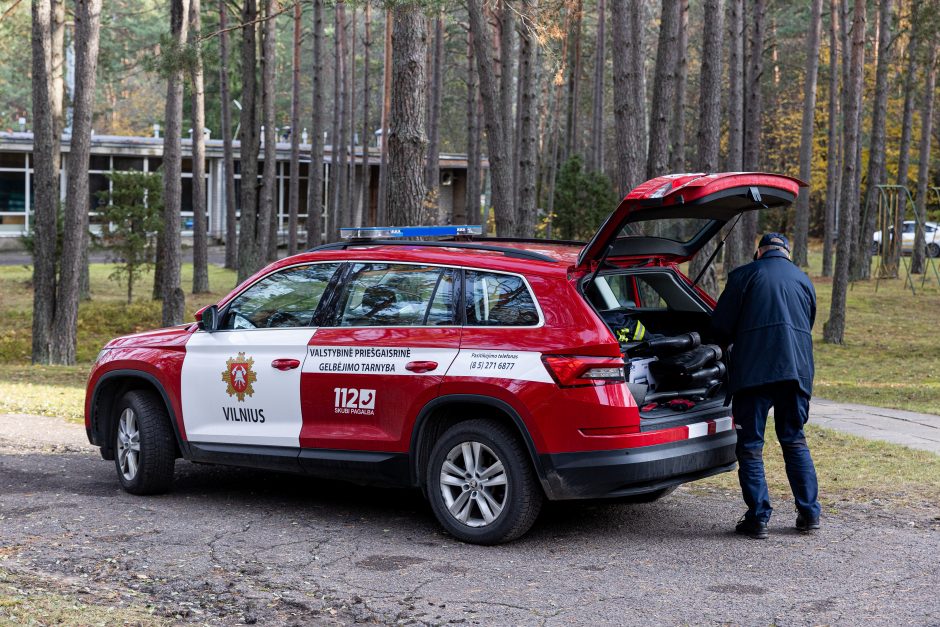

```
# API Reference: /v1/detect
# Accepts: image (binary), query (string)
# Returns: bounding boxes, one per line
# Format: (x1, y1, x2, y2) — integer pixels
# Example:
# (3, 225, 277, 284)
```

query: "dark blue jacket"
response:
(711, 249, 816, 398)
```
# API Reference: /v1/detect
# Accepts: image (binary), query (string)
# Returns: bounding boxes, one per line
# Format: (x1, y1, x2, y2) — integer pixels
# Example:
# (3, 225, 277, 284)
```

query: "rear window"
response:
(465, 271, 539, 326)
(620, 217, 713, 243)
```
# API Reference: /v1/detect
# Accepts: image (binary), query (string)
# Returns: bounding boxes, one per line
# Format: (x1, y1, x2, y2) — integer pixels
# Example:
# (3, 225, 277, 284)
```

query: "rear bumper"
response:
(538, 430, 737, 500)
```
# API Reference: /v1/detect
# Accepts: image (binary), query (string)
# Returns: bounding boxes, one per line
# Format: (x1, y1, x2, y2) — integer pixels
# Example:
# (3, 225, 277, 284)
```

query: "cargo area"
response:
(582, 268, 730, 421)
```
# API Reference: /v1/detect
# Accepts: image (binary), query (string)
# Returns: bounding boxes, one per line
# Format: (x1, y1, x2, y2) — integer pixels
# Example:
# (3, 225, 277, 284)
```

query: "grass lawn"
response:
(0, 262, 237, 421)
(0, 247, 938, 507)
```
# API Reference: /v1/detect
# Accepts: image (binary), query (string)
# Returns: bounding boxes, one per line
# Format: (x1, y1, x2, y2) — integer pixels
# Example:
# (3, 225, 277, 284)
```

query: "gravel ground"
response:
(1, 413, 939, 625)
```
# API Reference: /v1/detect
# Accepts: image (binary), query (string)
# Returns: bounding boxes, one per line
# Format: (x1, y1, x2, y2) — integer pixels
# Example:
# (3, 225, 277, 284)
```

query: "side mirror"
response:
(196, 304, 220, 332)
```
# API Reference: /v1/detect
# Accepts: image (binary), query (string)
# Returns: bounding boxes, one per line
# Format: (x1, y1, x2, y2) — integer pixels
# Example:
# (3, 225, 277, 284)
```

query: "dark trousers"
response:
(732, 382, 821, 523)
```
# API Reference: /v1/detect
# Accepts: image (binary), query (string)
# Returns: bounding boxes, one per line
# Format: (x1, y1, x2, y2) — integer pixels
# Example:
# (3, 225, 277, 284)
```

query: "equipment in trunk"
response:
(622, 331, 727, 410)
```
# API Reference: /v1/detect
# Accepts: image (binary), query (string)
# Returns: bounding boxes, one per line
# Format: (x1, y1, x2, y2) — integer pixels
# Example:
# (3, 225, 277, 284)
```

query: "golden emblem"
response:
(222, 352, 257, 401)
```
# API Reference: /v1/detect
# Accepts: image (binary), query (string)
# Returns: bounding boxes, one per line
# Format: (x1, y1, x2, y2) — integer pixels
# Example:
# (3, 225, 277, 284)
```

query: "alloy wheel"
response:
(439, 441, 509, 527)
(116, 408, 141, 481)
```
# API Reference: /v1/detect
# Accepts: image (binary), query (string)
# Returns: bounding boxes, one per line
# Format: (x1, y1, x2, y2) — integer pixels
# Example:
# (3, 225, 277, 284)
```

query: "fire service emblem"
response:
(222, 352, 257, 401)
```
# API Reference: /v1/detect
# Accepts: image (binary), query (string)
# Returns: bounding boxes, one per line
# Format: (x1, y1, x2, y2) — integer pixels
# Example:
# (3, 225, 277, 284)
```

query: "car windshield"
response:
(618, 217, 714, 243)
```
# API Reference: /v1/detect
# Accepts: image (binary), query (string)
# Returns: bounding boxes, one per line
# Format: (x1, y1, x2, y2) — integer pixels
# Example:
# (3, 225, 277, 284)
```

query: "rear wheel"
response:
(114, 390, 175, 495)
(427, 419, 543, 544)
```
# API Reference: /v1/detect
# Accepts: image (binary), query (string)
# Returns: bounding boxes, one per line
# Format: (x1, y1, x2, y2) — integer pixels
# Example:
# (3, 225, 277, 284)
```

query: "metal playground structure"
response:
(873, 185, 940, 294)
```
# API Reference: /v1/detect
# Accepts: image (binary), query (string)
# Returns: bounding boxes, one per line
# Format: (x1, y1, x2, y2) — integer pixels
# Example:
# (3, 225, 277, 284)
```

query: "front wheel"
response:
(927, 242, 940, 258)
(427, 419, 543, 544)
(114, 390, 176, 495)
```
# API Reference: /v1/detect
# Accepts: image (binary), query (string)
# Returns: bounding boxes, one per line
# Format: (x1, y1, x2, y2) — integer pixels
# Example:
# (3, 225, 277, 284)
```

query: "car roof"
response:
(262, 240, 584, 278)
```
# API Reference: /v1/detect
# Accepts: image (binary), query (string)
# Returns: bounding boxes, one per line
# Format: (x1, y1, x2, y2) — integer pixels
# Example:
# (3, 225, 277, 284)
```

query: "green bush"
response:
(551, 155, 618, 241)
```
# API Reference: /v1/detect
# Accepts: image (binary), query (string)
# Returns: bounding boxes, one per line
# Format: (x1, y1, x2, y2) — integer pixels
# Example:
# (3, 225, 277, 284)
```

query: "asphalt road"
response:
(1, 415, 939, 625)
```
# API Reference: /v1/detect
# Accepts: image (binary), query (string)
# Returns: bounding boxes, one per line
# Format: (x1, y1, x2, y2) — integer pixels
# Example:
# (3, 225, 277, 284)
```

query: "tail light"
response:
(541, 355, 626, 388)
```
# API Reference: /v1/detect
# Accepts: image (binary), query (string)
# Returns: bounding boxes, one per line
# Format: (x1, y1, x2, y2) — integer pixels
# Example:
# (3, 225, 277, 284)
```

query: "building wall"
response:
(0, 132, 486, 247)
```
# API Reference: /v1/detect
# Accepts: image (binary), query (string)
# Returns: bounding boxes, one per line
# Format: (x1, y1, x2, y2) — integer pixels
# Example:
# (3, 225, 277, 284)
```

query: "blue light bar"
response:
(339, 225, 483, 239)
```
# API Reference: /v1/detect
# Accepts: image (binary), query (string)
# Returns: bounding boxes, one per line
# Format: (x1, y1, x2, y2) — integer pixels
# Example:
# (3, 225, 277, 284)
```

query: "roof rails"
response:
(306, 239, 559, 263)
(307, 224, 563, 263)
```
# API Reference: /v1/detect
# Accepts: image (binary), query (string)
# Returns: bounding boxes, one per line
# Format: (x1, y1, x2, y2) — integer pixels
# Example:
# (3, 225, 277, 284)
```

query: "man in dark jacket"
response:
(712, 232, 821, 539)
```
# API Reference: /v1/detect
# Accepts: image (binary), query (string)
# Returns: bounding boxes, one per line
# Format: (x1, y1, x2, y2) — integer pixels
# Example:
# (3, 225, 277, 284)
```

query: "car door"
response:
(181, 263, 341, 449)
(299, 262, 461, 453)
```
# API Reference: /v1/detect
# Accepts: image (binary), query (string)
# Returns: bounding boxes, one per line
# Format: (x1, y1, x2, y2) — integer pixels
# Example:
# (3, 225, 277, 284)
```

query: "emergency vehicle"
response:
(85, 172, 803, 544)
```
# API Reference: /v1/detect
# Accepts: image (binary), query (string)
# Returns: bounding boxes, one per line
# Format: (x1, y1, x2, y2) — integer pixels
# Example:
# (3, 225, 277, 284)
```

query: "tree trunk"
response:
(723, 0, 746, 276)
(853, 0, 895, 280)
(190, 0, 209, 293)
(500, 0, 516, 192)
(219, 0, 238, 269)
(260, 0, 277, 261)
(670, 0, 690, 173)
(516, 0, 539, 237)
(287, 0, 302, 255)
(610, 0, 646, 195)
(824, 0, 865, 345)
(329, 3, 348, 237)
(544, 10, 571, 231)
(466, 29, 482, 225)
(589, 0, 606, 174)
(740, 0, 765, 252)
(385, 3, 428, 225)
(306, 0, 325, 246)
(563, 0, 582, 162)
(52, 0, 101, 363)
(646, 0, 681, 180)
(358, 2, 373, 226)
(345, 7, 356, 227)
(688, 0, 724, 298)
(897, 20, 919, 191)
(793, 0, 823, 268)
(236, 0, 260, 283)
(159, 0, 189, 326)
(911, 40, 937, 275)
(822, 0, 841, 277)
(468, 0, 514, 235)
(376, 9, 392, 226)
(30, 0, 64, 364)
(425, 12, 444, 221)
(337, 2, 351, 232)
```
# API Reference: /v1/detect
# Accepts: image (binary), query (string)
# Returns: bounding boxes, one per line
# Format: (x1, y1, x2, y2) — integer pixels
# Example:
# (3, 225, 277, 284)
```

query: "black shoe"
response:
(796, 512, 820, 533)
(735, 516, 769, 539)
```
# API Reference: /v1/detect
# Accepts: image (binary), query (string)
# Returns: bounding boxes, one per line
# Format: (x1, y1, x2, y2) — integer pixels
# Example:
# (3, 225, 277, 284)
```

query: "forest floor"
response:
(1, 413, 938, 625)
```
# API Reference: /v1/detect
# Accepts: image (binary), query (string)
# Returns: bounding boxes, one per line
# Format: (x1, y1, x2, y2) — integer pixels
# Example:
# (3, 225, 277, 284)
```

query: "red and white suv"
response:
(85, 172, 802, 544)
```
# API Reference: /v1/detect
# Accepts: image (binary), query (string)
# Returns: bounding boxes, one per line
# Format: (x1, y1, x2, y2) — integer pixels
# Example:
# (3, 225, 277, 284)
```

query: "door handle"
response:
(271, 358, 301, 371)
(405, 360, 438, 373)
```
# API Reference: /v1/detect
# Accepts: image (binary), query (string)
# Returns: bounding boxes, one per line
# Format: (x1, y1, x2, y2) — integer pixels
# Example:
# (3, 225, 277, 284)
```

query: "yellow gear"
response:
(615, 319, 646, 343)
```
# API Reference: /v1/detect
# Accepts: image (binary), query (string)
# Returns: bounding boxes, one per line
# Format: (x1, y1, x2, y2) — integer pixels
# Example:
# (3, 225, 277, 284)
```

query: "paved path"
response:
(1, 414, 938, 625)
(810, 399, 940, 455)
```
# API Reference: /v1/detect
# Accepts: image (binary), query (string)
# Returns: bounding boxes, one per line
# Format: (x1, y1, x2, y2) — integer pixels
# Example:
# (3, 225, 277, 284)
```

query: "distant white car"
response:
(873, 221, 940, 258)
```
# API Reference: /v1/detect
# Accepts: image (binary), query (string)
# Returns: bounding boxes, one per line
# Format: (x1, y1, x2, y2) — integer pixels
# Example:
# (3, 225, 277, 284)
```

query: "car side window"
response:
(426, 269, 458, 326)
(465, 271, 539, 326)
(223, 263, 341, 330)
(336, 263, 446, 327)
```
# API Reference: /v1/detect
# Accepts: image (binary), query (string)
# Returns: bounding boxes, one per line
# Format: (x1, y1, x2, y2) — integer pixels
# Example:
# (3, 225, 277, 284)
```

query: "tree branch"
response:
(198, 0, 296, 42)
(0, 0, 25, 24)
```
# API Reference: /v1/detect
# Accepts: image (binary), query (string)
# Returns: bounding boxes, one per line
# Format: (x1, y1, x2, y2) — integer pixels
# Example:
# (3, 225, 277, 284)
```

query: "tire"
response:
(927, 242, 940, 258)
(113, 390, 176, 495)
(871, 241, 879, 255)
(426, 418, 543, 545)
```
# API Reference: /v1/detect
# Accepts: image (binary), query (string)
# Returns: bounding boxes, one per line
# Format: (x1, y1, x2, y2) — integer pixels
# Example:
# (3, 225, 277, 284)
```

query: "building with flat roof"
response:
(0, 131, 485, 248)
